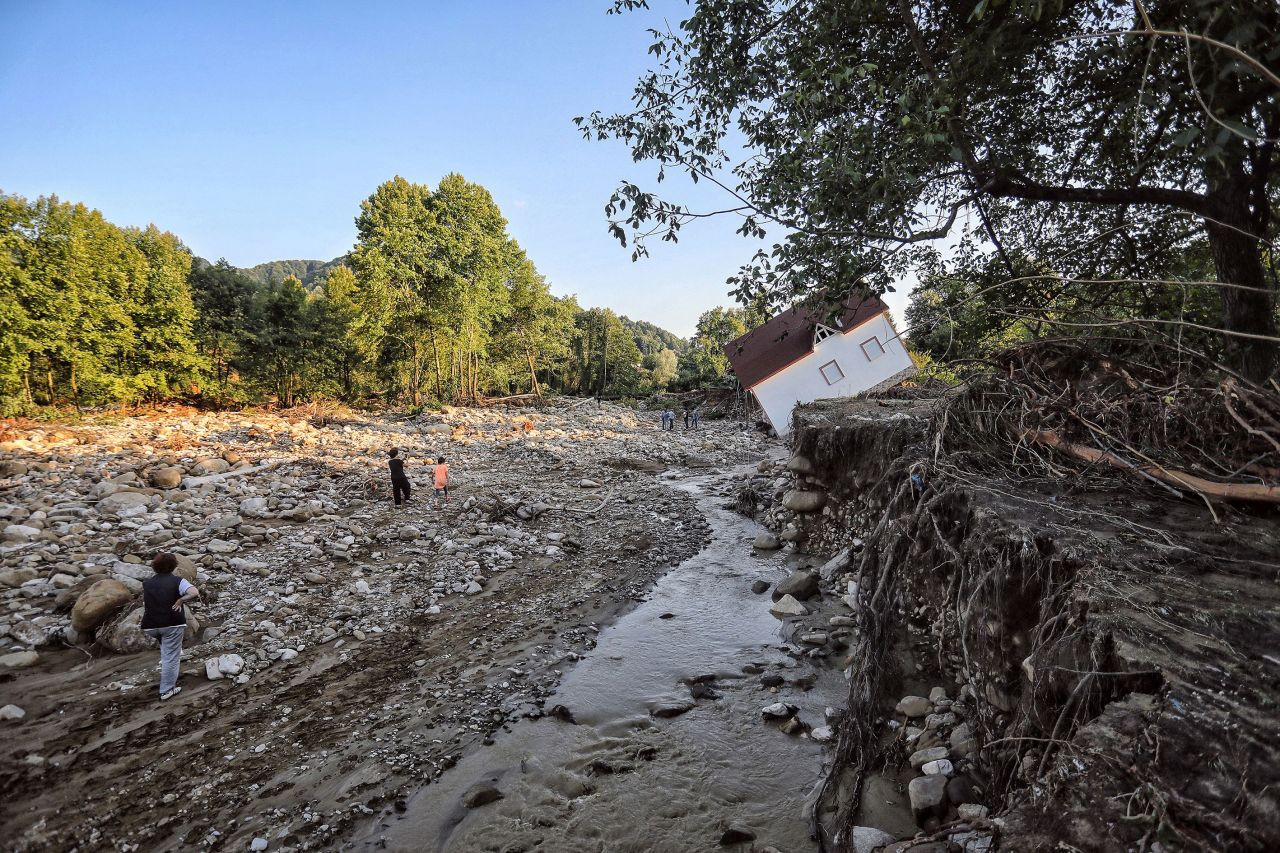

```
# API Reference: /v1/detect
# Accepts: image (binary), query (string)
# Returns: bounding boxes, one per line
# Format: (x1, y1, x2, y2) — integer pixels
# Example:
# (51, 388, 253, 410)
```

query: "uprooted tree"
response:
(582, 0, 1280, 380)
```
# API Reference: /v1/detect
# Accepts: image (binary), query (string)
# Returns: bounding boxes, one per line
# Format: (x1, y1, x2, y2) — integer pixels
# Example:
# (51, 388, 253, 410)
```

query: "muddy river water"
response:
(354, 467, 849, 852)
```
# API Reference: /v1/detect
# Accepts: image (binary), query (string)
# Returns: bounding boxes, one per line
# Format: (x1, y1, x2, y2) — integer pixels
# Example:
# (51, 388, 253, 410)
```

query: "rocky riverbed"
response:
(0, 401, 771, 851)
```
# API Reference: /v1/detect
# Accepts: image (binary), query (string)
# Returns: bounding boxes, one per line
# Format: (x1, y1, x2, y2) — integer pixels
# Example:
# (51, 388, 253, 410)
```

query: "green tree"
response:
(189, 259, 258, 393)
(678, 306, 751, 384)
(585, 0, 1280, 379)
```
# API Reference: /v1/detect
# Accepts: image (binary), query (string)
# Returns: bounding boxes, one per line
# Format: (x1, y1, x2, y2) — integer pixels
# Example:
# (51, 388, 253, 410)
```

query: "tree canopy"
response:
(1, 180, 693, 414)
(583, 0, 1280, 379)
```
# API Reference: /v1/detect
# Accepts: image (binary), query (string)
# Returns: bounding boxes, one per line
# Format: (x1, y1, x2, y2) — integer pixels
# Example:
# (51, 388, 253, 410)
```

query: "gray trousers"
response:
(144, 625, 184, 694)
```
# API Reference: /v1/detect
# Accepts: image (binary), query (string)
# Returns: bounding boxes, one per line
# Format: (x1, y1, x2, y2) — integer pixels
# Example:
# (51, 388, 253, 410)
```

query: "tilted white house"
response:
(723, 295, 916, 435)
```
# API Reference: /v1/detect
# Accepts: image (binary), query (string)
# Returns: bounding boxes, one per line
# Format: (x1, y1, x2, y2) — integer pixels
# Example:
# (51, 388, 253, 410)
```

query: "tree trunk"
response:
(1205, 175, 1277, 383)
(526, 348, 542, 397)
(409, 337, 421, 406)
(70, 364, 81, 414)
(428, 324, 444, 401)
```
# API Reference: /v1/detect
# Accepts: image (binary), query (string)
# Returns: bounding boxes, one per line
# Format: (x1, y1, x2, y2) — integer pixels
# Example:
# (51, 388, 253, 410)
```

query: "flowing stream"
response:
(358, 466, 849, 852)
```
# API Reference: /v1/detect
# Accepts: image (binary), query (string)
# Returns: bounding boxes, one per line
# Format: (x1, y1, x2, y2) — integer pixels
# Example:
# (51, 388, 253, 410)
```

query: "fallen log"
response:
(181, 461, 280, 490)
(1026, 430, 1280, 504)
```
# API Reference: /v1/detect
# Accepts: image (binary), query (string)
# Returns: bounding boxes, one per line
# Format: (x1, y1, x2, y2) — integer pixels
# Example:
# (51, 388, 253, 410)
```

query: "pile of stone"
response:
(0, 401, 763, 693)
(892, 687, 990, 847)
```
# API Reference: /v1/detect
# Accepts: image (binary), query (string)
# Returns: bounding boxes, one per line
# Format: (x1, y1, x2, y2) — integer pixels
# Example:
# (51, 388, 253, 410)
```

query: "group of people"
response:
(140, 446, 453, 700)
(387, 447, 449, 507)
(660, 406, 701, 431)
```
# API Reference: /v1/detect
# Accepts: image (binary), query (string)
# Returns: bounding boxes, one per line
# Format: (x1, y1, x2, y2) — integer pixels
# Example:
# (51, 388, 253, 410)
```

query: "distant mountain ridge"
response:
(240, 257, 347, 288)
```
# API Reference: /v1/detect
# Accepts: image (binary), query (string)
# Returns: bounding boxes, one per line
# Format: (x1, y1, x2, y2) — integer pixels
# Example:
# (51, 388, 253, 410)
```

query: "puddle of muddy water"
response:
(356, 468, 848, 853)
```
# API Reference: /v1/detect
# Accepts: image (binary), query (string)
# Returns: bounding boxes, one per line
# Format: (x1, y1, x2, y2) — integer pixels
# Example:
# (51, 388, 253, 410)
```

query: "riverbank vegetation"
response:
(1, 176, 750, 415)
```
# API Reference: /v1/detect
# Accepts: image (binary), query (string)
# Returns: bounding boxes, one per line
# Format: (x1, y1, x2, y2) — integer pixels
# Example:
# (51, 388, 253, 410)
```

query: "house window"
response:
(819, 359, 844, 385)
(813, 324, 836, 346)
(861, 336, 886, 361)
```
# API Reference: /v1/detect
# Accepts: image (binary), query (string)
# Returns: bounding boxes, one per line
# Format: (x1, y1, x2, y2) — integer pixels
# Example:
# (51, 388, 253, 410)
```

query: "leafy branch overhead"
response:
(583, 0, 1280, 379)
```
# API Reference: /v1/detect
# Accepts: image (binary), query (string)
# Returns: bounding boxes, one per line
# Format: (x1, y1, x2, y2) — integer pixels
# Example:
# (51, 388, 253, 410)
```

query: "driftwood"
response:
(181, 461, 280, 490)
(1026, 430, 1280, 504)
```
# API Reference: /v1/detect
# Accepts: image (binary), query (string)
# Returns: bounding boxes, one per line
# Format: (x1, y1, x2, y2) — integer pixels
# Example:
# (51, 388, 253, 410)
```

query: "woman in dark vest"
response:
(141, 552, 201, 700)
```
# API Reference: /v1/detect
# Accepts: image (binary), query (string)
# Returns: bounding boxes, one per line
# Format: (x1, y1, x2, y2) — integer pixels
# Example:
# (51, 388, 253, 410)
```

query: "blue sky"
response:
(0, 0, 910, 338)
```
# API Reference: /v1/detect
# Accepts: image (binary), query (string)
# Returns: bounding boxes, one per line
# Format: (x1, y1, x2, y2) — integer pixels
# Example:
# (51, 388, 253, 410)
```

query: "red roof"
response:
(723, 294, 890, 389)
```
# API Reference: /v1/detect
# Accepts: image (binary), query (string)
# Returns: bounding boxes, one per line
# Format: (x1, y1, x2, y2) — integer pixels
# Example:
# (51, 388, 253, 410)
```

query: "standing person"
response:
(690, 408, 701, 430)
(141, 553, 200, 701)
(665, 409, 676, 430)
(432, 456, 450, 505)
(682, 406, 690, 430)
(660, 409, 670, 430)
(388, 448, 411, 506)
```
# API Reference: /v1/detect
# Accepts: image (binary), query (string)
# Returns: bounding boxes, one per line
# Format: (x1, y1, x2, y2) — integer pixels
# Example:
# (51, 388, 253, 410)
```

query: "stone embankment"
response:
(0, 401, 767, 851)
(737, 394, 1279, 852)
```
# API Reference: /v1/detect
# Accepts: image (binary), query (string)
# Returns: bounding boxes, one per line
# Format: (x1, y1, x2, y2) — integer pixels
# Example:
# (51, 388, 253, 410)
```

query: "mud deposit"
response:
(0, 404, 776, 851)
(357, 468, 849, 853)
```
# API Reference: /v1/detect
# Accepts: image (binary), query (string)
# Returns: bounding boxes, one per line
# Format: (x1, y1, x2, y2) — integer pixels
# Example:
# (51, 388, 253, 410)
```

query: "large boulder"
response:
(782, 489, 827, 513)
(71, 579, 134, 633)
(99, 491, 151, 514)
(774, 570, 819, 601)
(100, 607, 153, 654)
(149, 467, 184, 489)
(0, 651, 39, 669)
(0, 567, 38, 588)
(908, 774, 948, 824)
(205, 653, 245, 680)
(3, 524, 41, 543)
(192, 457, 230, 475)
(787, 454, 815, 474)
(752, 532, 781, 550)
(174, 554, 199, 584)
(769, 594, 809, 617)
(850, 826, 896, 853)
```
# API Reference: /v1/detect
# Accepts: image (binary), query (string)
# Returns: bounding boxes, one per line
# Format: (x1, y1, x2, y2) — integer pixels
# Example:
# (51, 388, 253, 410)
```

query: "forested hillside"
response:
(0, 176, 700, 415)
(238, 258, 345, 290)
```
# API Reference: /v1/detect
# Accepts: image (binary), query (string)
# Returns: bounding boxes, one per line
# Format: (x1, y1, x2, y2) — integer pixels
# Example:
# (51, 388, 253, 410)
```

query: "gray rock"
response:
(753, 531, 781, 550)
(3, 524, 40, 542)
(769, 594, 808, 617)
(239, 497, 268, 516)
(0, 650, 39, 668)
(99, 492, 151, 513)
(100, 608, 152, 654)
(922, 758, 954, 776)
(819, 548, 850, 581)
(849, 826, 896, 853)
(751, 579, 770, 594)
(761, 702, 795, 719)
(149, 467, 184, 489)
(896, 695, 930, 717)
(652, 700, 695, 718)
(786, 454, 814, 474)
(0, 704, 25, 721)
(719, 825, 756, 845)
(782, 489, 826, 513)
(950, 722, 977, 757)
(462, 783, 503, 808)
(775, 570, 819, 601)
(908, 774, 948, 823)
(909, 746, 949, 769)
(8, 621, 48, 647)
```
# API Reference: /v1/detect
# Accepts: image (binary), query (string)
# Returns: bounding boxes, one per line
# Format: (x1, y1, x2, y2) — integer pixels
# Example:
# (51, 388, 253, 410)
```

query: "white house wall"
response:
(750, 313, 913, 435)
